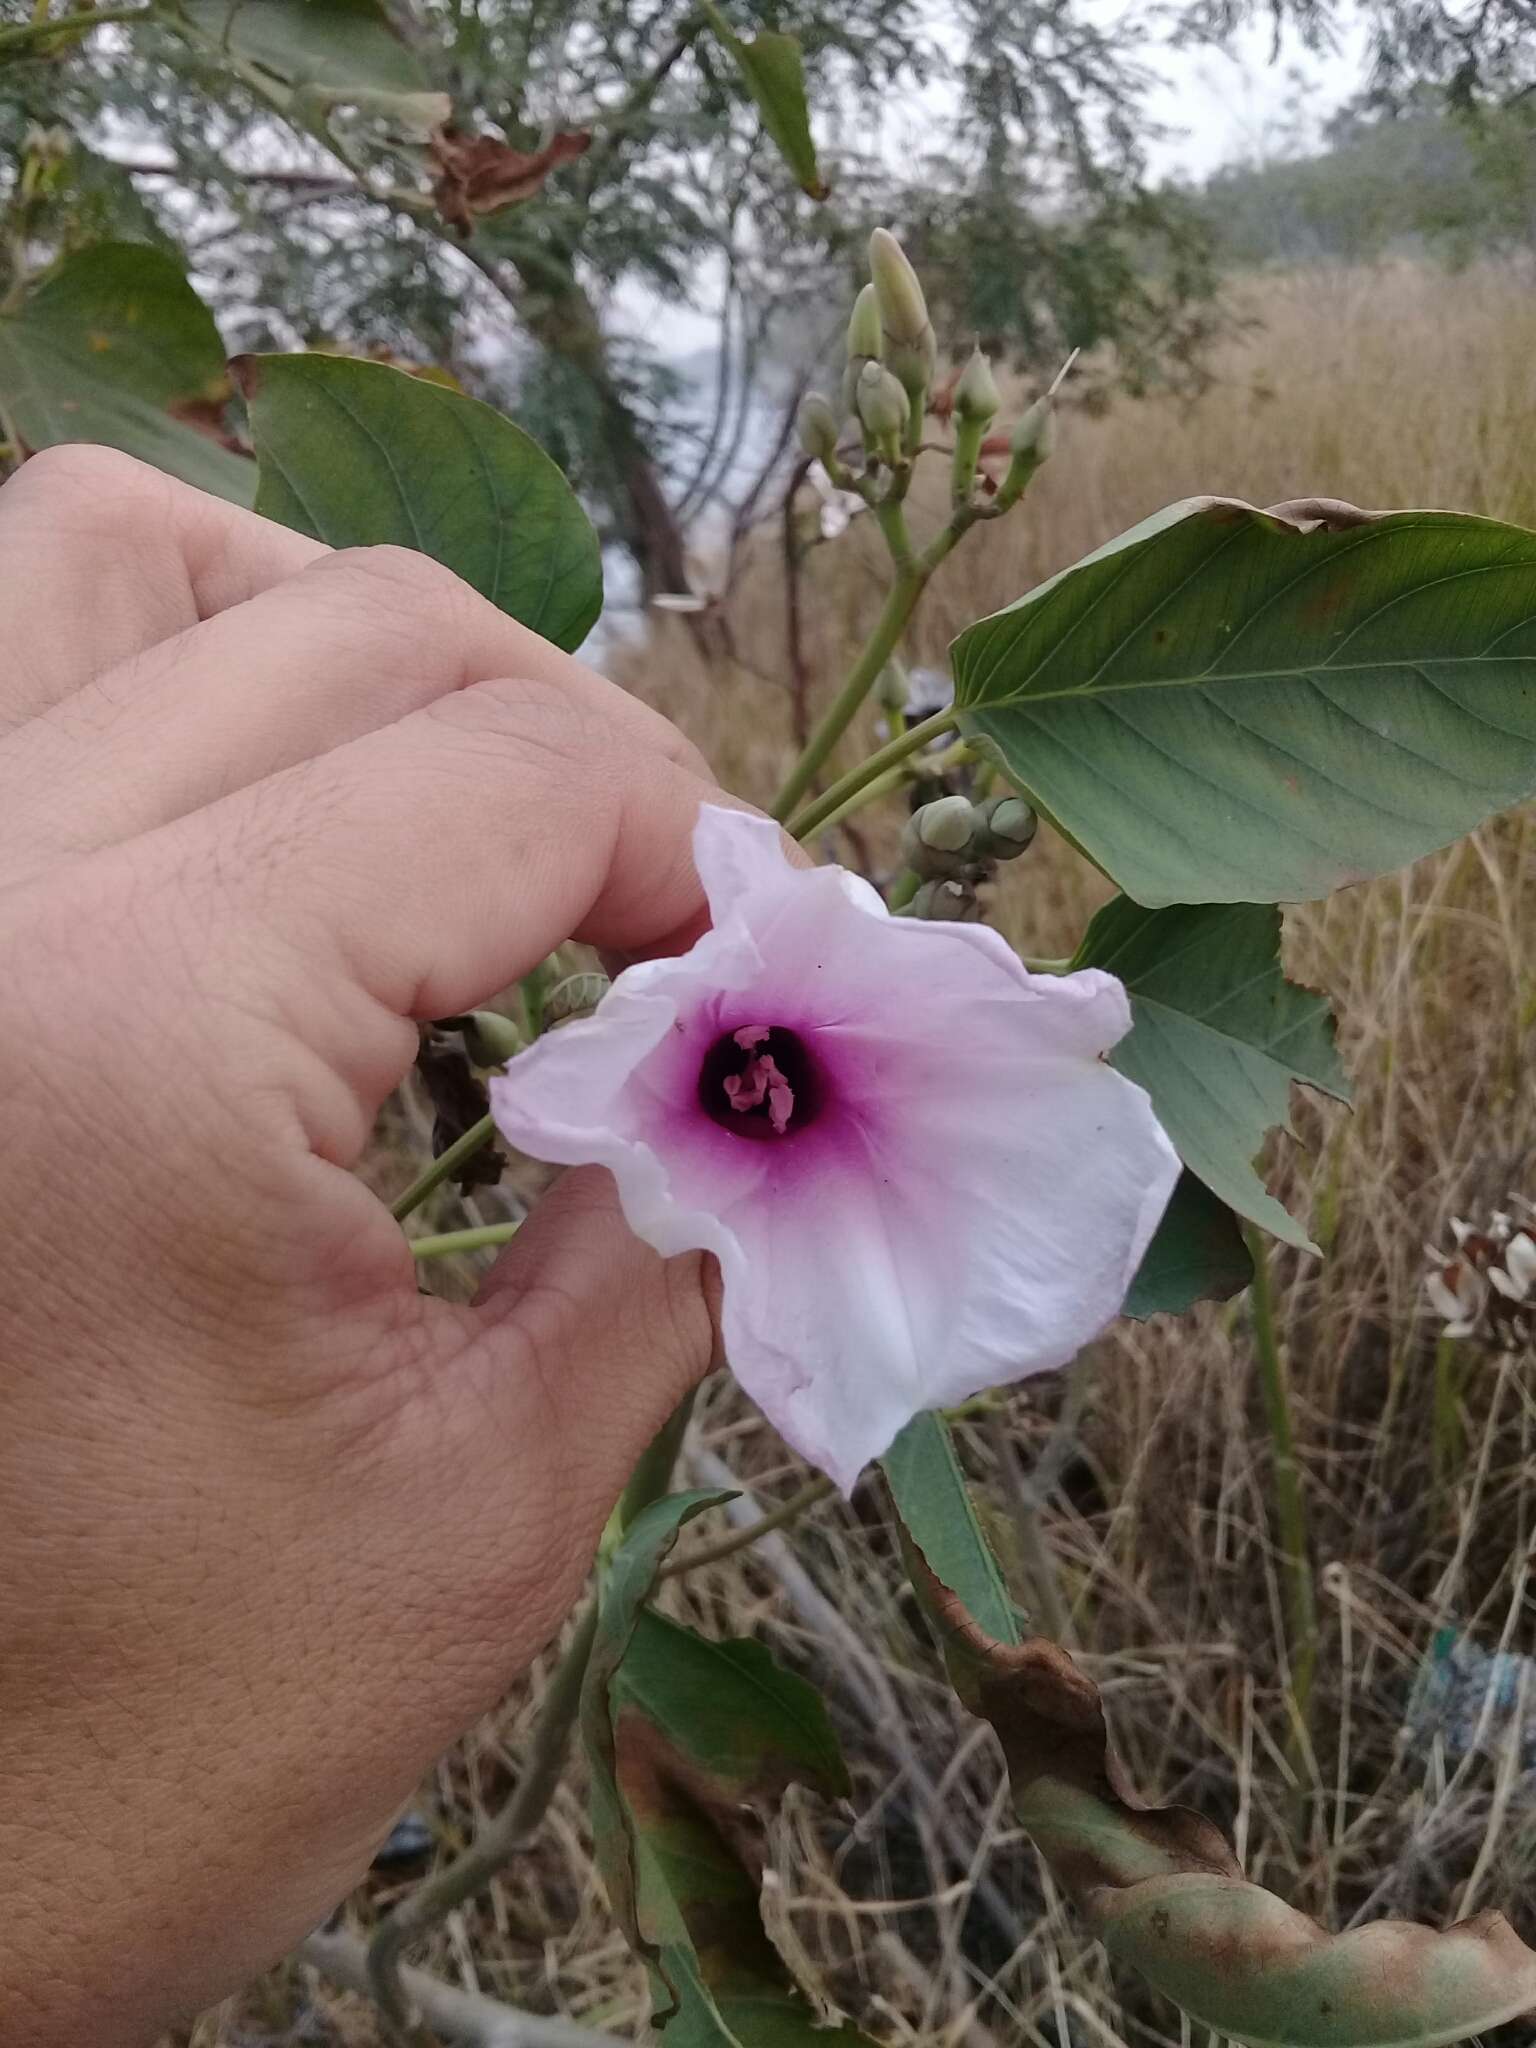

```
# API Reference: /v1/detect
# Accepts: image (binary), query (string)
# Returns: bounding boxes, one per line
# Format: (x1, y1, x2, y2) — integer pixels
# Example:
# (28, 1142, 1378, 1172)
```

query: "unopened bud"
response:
(909, 877, 985, 923)
(796, 392, 839, 465)
(443, 1007, 524, 1067)
(855, 360, 909, 458)
(953, 347, 999, 426)
(995, 395, 1058, 511)
(544, 971, 610, 1029)
(869, 228, 929, 348)
(974, 793, 1037, 860)
(847, 282, 883, 365)
(869, 226, 936, 414)
(901, 796, 982, 879)
(1011, 395, 1056, 463)
(914, 795, 974, 852)
(875, 656, 910, 718)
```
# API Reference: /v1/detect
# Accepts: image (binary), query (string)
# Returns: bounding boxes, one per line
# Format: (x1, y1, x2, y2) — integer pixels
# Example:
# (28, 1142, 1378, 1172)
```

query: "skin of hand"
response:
(0, 447, 729, 2045)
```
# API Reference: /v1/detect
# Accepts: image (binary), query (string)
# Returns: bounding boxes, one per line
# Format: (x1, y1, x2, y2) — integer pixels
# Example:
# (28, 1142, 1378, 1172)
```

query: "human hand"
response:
(0, 448, 723, 2045)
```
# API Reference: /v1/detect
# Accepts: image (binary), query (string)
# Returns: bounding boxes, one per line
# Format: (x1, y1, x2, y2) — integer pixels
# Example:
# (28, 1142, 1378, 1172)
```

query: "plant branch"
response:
(658, 1473, 834, 1578)
(787, 709, 955, 842)
(366, 1602, 600, 2036)
(411, 1222, 519, 1261)
(1244, 1222, 1319, 1768)
(770, 563, 928, 821)
(303, 1922, 620, 2048)
(391, 1113, 497, 1222)
(0, 3, 152, 53)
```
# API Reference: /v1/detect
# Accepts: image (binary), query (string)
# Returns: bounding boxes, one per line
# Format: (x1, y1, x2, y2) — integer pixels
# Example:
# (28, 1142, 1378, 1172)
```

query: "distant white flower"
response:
(1424, 1201, 1536, 1347)
(808, 462, 865, 541)
(490, 806, 1180, 1489)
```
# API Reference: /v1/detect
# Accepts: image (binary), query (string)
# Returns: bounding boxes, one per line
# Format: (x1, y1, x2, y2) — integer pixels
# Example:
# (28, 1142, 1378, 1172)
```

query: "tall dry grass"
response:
(186, 261, 1536, 2048)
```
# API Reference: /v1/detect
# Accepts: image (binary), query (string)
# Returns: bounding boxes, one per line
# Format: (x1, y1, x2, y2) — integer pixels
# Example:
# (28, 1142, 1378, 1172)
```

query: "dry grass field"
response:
(178, 260, 1536, 2048)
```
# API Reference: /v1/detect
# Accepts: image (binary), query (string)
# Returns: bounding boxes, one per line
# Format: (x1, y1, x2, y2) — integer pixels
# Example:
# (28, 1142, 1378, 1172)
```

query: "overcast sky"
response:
(1143, 9, 1372, 176)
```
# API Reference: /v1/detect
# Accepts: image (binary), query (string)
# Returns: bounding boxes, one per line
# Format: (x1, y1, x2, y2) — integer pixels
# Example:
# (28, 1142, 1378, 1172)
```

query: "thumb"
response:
(421, 1168, 720, 1646)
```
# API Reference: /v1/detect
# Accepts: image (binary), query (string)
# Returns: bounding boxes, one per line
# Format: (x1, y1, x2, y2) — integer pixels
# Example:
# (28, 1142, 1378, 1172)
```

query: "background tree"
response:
(1, 0, 1227, 593)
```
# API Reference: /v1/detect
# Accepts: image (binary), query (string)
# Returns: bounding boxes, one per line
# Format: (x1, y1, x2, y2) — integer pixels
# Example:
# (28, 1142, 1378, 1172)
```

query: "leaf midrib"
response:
(961, 643, 1536, 708)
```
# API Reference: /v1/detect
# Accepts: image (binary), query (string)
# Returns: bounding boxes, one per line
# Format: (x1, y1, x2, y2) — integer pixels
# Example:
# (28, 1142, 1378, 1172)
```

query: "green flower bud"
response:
(869, 227, 930, 349)
(545, 971, 611, 1029)
(995, 394, 1058, 511)
(909, 877, 985, 923)
(846, 281, 883, 365)
(915, 794, 974, 852)
(974, 793, 1038, 860)
(796, 391, 840, 465)
(901, 796, 984, 879)
(876, 655, 911, 718)
(855, 360, 909, 459)
(1011, 395, 1057, 462)
(953, 347, 1000, 427)
(869, 226, 936, 424)
(443, 1007, 524, 1067)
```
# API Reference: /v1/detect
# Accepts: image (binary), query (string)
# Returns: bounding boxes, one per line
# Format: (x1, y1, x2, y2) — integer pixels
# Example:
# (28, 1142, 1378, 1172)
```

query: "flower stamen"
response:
(701, 1023, 818, 1139)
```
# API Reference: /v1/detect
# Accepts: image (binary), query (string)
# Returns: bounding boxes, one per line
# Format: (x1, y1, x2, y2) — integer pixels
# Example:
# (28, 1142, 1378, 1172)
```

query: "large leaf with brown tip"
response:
(921, 1564, 1536, 2048)
(0, 243, 252, 502)
(951, 497, 1536, 908)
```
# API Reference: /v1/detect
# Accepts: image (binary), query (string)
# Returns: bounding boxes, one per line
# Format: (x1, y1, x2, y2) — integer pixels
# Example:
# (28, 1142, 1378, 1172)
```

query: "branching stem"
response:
(391, 1114, 497, 1222)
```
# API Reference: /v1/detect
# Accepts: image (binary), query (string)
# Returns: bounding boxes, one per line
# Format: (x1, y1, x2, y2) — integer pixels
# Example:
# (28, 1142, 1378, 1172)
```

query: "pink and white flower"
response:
(490, 806, 1180, 1490)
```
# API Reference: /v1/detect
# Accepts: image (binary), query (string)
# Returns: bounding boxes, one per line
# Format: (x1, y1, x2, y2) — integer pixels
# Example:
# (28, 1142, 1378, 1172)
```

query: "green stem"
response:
(1244, 1223, 1318, 1764)
(658, 1474, 834, 1579)
(411, 1222, 519, 1261)
(886, 868, 921, 911)
(0, 2, 153, 51)
(788, 709, 955, 842)
(770, 563, 927, 822)
(811, 763, 906, 837)
(617, 1389, 696, 1533)
(390, 1113, 496, 1222)
(366, 1601, 600, 2036)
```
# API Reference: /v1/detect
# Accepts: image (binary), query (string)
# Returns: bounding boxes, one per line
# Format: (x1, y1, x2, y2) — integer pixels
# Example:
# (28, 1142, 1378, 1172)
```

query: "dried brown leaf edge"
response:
(922, 1569, 1536, 2048)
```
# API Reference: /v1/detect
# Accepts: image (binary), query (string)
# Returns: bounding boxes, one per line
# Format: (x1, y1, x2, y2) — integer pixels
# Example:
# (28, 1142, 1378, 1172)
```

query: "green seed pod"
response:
(973, 793, 1038, 860)
(796, 391, 840, 465)
(544, 971, 611, 1030)
(953, 347, 1000, 427)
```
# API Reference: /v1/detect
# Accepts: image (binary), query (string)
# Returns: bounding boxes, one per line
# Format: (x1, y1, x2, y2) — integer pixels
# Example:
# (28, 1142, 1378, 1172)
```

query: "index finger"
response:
(0, 446, 326, 730)
(110, 669, 726, 1147)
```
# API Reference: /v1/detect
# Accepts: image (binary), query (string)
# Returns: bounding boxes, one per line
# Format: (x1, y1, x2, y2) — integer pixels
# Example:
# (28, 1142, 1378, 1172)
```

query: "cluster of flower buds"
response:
(900, 792, 1037, 920)
(1424, 1200, 1536, 1348)
(793, 226, 1066, 519)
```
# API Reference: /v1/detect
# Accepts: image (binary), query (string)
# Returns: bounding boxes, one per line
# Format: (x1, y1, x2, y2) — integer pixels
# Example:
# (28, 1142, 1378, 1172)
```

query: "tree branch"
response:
(300, 1924, 623, 2048)
(366, 1603, 599, 2036)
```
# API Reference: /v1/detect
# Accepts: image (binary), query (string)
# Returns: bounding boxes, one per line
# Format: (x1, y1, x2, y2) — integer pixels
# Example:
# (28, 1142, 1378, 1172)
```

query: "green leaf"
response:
(950, 497, 1536, 908)
(178, 0, 446, 126)
(233, 352, 603, 649)
(583, 1492, 869, 2046)
(1074, 895, 1348, 1249)
(702, 6, 827, 200)
(1122, 1169, 1253, 1319)
(0, 243, 253, 503)
(883, 1413, 1021, 1648)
